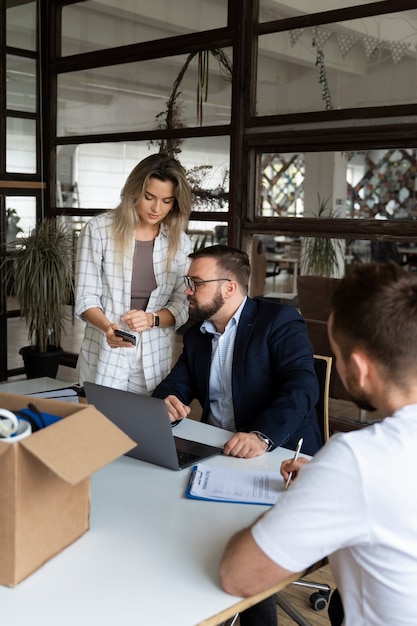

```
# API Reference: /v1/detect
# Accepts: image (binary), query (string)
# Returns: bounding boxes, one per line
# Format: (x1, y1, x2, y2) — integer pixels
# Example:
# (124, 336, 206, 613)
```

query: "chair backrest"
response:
(313, 354, 332, 444)
(307, 320, 348, 400)
(297, 275, 341, 321)
(298, 275, 351, 402)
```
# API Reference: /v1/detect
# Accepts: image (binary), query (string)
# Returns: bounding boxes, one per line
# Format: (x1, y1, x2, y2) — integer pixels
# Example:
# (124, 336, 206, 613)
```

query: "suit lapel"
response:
(194, 329, 214, 420)
(232, 298, 257, 411)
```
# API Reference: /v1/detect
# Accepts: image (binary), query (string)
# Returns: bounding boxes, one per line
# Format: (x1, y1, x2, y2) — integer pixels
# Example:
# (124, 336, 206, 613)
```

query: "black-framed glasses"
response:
(183, 276, 231, 292)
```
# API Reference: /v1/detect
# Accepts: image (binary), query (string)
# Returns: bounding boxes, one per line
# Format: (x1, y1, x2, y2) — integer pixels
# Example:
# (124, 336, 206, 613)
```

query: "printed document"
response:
(186, 463, 285, 505)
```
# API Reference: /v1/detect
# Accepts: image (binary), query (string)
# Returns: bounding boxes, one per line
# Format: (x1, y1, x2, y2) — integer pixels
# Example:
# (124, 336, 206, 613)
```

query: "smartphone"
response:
(114, 329, 137, 346)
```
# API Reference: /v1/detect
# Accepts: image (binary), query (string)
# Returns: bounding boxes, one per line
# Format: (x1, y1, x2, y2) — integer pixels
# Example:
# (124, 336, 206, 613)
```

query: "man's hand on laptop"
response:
(164, 395, 191, 423)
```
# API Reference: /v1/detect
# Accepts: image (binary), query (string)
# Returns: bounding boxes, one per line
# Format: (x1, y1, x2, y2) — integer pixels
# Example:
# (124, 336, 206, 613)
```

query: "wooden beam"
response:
(0, 181, 46, 189)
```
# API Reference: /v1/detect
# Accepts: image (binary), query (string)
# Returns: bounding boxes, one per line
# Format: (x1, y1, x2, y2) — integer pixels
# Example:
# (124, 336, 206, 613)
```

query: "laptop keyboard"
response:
(176, 449, 201, 467)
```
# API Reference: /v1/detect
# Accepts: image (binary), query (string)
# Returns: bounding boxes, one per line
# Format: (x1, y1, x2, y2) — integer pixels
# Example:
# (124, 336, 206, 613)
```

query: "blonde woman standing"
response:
(75, 153, 192, 394)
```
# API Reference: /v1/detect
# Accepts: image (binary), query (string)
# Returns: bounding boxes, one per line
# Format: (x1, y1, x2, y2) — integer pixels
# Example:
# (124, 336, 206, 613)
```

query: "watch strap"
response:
(252, 431, 274, 452)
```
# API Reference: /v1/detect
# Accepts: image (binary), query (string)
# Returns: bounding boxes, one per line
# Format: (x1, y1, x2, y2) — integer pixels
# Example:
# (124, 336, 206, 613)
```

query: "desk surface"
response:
(0, 382, 307, 626)
(0, 376, 73, 395)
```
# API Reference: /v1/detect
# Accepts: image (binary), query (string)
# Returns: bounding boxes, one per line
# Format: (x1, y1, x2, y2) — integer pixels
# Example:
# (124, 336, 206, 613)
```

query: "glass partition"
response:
(57, 49, 232, 136)
(259, 0, 383, 21)
(257, 10, 417, 115)
(257, 147, 417, 290)
(4, 196, 36, 320)
(252, 233, 414, 303)
(259, 148, 417, 220)
(56, 136, 230, 211)
(6, 0, 37, 51)
(187, 219, 228, 251)
(61, 0, 228, 56)
(5, 196, 36, 240)
(6, 117, 37, 173)
(6, 54, 37, 113)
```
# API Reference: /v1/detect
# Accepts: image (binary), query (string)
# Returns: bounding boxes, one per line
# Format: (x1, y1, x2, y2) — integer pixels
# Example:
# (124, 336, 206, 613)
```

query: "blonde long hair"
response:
(112, 153, 192, 267)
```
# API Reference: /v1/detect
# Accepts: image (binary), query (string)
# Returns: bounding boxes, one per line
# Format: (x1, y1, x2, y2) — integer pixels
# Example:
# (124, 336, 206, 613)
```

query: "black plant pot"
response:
(19, 345, 64, 380)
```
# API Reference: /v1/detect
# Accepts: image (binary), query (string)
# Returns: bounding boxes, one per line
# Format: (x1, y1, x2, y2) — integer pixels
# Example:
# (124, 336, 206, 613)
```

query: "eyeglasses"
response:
(183, 276, 231, 292)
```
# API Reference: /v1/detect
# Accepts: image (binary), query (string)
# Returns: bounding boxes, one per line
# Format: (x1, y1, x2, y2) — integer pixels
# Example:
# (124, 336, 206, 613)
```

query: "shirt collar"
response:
(158, 223, 169, 238)
(200, 296, 247, 336)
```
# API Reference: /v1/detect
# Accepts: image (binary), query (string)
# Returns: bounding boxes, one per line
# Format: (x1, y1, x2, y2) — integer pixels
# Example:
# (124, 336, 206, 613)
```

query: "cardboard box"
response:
(0, 392, 135, 587)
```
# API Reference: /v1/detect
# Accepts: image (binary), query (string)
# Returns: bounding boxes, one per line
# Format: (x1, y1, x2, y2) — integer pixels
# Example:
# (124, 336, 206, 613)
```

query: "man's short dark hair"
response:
(189, 245, 251, 292)
(331, 262, 417, 386)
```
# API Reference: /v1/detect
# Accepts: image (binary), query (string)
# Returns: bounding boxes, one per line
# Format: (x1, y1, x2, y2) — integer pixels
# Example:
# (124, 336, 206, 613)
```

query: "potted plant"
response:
(11, 219, 74, 379)
(300, 194, 344, 277)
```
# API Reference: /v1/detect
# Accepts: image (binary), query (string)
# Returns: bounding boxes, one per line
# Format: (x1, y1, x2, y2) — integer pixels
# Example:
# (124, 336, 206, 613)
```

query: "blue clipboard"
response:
(185, 464, 282, 506)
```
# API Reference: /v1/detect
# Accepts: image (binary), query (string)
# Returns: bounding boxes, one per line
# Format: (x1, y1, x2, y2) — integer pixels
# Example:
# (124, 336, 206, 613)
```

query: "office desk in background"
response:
(0, 384, 310, 626)
(264, 253, 299, 301)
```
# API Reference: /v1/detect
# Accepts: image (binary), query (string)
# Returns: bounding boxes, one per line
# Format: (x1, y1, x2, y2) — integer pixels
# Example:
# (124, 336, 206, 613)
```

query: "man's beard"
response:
(188, 288, 225, 322)
(345, 369, 377, 413)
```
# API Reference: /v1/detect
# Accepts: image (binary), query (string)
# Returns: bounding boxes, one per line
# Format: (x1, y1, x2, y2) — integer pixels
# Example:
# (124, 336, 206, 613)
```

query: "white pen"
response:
(284, 437, 303, 490)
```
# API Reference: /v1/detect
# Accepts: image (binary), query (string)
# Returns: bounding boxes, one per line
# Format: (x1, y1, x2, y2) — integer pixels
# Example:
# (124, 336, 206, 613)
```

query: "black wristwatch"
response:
(252, 431, 274, 452)
(153, 313, 160, 327)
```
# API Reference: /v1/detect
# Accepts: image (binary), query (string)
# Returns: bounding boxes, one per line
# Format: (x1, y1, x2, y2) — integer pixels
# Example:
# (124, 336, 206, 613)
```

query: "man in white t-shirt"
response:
(220, 261, 417, 626)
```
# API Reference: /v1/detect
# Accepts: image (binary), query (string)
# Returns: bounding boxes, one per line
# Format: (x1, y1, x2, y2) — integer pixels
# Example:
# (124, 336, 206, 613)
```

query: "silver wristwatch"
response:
(252, 431, 274, 452)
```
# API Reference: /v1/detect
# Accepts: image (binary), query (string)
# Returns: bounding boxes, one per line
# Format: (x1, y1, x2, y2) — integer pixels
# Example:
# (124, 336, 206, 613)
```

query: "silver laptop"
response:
(84, 382, 223, 470)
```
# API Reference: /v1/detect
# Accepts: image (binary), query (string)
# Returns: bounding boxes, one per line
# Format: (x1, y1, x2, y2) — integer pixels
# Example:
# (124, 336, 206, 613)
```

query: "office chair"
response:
(275, 354, 333, 625)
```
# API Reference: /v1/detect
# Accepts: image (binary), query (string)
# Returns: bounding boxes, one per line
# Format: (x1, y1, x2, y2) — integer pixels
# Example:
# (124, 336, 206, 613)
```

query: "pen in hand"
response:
(284, 437, 303, 490)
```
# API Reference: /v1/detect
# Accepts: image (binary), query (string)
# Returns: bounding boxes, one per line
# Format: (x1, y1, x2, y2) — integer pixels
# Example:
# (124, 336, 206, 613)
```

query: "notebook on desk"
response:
(84, 382, 223, 471)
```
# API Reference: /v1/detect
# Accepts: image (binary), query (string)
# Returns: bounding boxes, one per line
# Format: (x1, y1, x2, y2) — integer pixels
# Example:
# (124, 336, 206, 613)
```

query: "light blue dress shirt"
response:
(200, 297, 247, 431)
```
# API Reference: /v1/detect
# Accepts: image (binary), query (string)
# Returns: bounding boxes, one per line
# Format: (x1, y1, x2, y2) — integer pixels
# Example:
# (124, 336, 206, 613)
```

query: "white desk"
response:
(0, 405, 309, 626)
(0, 376, 74, 395)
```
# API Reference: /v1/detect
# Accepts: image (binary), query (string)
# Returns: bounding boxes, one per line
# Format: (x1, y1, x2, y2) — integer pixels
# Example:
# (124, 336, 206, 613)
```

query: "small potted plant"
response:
(11, 219, 74, 379)
(300, 194, 344, 277)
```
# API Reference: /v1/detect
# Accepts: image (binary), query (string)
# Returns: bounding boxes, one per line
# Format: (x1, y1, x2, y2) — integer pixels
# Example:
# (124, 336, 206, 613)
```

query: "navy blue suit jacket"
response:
(153, 297, 322, 455)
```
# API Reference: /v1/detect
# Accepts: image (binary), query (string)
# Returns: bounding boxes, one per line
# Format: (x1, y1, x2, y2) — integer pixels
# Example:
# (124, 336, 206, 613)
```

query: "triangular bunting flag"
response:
(362, 36, 380, 59)
(388, 40, 410, 64)
(336, 33, 358, 58)
(312, 27, 332, 49)
(289, 28, 304, 47)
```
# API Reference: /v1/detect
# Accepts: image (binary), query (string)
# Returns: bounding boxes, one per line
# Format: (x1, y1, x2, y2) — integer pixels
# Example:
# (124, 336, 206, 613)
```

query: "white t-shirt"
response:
(252, 404, 417, 626)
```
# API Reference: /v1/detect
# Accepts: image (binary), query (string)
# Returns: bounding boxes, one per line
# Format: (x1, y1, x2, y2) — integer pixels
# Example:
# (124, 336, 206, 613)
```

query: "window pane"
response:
(259, 149, 417, 220)
(5, 196, 36, 315)
(257, 11, 417, 115)
(259, 0, 384, 21)
(252, 233, 301, 299)
(347, 149, 417, 219)
(61, 0, 228, 56)
(57, 51, 232, 136)
(7, 54, 37, 113)
(6, 117, 37, 174)
(56, 136, 230, 210)
(5, 196, 36, 240)
(6, 0, 37, 51)
(251, 235, 414, 301)
(187, 220, 228, 251)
